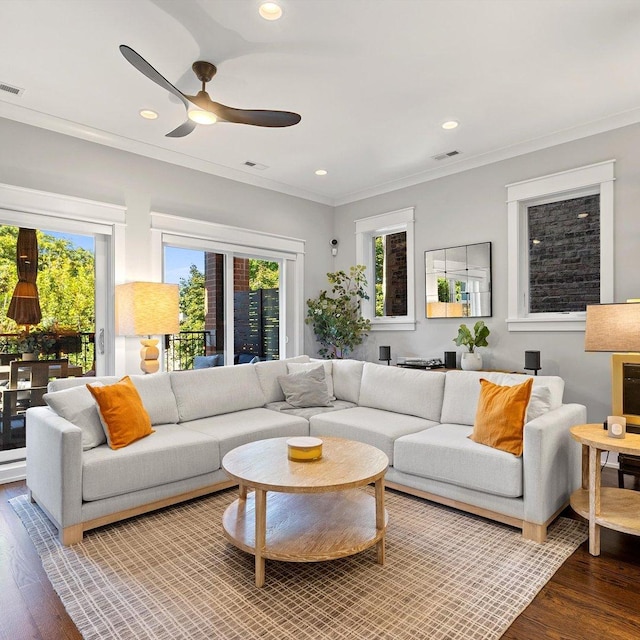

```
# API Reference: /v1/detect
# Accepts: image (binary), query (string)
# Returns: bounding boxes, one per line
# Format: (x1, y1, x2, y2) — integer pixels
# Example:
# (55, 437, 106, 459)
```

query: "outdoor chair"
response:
(0, 358, 69, 448)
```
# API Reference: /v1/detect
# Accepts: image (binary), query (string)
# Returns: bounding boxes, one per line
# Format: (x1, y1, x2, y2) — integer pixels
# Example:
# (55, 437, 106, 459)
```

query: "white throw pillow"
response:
(525, 385, 552, 422)
(43, 383, 106, 450)
(288, 360, 335, 400)
(277, 366, 333, 408)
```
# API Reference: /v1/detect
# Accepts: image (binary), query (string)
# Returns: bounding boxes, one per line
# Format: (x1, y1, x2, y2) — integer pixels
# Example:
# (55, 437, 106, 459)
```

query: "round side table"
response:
(570, 423, 640, 555)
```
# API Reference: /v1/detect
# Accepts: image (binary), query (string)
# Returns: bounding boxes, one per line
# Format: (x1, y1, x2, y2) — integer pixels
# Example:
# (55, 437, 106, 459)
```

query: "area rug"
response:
(11, 489, 586, 640)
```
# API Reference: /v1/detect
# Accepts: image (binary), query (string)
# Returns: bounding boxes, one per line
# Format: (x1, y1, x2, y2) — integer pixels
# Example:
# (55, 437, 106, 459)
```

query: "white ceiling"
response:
(2, 0, 640, 206)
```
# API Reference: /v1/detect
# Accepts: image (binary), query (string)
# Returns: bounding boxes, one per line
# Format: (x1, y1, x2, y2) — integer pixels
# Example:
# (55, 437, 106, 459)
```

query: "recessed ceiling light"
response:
(577, 212, 589, 219)
(441, 120, 459, 130)
(188, 109, 217, 125)
(259, 2, 283, 20)
(315, 169, 327, 176)
(139, 109, 158, 120)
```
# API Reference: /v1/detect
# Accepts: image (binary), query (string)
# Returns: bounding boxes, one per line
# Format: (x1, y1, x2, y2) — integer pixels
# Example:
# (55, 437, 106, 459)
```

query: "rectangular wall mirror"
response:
(425, 242, 492, 318)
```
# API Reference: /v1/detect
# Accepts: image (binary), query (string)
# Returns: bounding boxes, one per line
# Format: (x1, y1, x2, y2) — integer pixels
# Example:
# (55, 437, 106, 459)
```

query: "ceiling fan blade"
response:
(216, 106, 301, 128)
(165, 120, 197, 138)
(185, 92, 300, 128)
(119, 44, 190, 109)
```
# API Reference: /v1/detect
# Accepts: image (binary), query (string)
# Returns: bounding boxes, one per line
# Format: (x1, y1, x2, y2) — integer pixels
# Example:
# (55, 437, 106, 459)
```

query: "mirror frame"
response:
(425, 241, 492, 319)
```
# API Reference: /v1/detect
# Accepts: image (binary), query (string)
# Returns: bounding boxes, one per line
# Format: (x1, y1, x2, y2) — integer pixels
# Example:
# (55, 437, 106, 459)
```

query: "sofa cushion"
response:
(394, 424, 523, 498)
(194, 354, 223, 369)
(470, 378, 533, 456)
(278, 366, 333, 408)
(170, 366, 266, 422)
(440, 371, 564, 426)
(265, 399, 356, 420)
(358, 363, 445, 422)
(309, 406, 437, 465)
(254, 356, 310, 403)
(82, 424, 221, 502)
(182, 407, 308, 459)
(292, 359, 335, 399)
(43, 382, 106, 450)
(128, 373, 180, 426)
(330, 359, 364, 403)
(87, 376, 155, 450)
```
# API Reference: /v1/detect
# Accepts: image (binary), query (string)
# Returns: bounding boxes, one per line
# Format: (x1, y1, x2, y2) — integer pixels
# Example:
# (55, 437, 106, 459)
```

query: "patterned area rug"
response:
(11, 489, 586, 640)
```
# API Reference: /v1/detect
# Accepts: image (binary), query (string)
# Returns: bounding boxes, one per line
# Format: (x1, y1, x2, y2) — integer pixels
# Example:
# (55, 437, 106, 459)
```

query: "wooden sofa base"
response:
(35, 479, 567, 546)
(385, 480, 568, 543)
(32, 479, 238, 545)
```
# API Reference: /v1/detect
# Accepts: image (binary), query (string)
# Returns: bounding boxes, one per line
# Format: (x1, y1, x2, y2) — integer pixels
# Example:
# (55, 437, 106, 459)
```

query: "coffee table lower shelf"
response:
(222, 490, 388, 562)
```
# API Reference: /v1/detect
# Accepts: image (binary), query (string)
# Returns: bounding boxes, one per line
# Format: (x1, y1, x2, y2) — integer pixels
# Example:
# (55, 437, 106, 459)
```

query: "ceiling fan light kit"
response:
(188, 110, 217, 125)
(119, 45, 301, 138)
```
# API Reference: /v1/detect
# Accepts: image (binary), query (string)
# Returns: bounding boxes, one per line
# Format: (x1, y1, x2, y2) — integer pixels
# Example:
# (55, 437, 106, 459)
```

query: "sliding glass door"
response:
(163, 243, 282, 369)
(0, 221, 111, 462)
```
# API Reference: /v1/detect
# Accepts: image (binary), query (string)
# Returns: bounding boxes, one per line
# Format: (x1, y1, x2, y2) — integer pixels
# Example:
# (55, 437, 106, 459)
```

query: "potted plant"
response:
(16, 331, 57, 360)
(305, 265, 371, 359)
(453, 320, 490, 371)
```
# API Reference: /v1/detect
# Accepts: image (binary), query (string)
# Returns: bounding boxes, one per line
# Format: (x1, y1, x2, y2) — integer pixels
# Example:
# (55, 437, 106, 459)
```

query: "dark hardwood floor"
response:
(1, 470, 639, 640)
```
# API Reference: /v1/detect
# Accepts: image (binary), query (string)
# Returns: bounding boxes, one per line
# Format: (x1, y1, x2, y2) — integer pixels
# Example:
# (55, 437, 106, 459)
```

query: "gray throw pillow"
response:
(277, 366, 333, 408)
(43, 383, 106, 450)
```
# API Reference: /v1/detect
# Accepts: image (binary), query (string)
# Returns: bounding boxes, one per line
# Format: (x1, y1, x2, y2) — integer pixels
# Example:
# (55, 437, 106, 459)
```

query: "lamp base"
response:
(139, 338, 160, 374)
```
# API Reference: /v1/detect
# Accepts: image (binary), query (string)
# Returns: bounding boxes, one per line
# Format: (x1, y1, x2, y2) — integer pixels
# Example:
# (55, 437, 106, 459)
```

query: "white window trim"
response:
(151, 211, 305, 357)
(506, 160, 614, 332)
(355, 207, 415, 331)
(0, 183, 125, 477)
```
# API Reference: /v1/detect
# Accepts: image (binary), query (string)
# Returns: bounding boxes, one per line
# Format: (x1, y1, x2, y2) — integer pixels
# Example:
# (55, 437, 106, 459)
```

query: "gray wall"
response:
(0, 117, 335, 358)
(2, 115, 639, 420)
(333, 123, 640, 422)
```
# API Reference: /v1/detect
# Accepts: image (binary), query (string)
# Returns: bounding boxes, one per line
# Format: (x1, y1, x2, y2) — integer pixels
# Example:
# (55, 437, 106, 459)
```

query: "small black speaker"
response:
(524, 350, 541, 374)
(444, 351, 457, 369)
(379, 345, 391, 363)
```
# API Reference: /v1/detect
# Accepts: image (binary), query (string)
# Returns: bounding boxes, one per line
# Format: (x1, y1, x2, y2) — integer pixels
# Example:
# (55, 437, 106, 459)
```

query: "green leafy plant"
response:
(306, 265, 371, 359)
(16, 330, 57, 354)
(453, 320, 490, 352)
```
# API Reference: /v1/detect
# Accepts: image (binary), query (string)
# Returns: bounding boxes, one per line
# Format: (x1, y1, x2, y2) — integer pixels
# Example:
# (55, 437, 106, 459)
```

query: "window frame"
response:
(151, 211, 305, 359)
(506, 161, 614, 332)
(355, 206, 415, 331)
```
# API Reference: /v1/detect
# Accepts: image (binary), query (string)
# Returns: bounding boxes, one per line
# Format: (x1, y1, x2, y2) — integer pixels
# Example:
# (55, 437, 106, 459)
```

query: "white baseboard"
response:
(0, 460, 26, 484)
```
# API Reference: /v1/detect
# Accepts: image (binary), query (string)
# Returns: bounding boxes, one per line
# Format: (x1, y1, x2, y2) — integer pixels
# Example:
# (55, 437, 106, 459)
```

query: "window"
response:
(151, 212, 305, 362)
(506, 161, 614, 332)
(356, 207, 415, 330)
(0, 182, 124, 474)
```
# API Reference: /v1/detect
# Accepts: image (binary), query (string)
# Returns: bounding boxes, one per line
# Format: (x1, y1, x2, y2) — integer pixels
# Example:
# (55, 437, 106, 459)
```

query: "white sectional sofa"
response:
(25, 356, 586, 545)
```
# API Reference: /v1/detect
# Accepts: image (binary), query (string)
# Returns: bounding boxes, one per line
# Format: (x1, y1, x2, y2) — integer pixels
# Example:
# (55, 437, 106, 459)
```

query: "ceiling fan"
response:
(119, 45, 301, 137)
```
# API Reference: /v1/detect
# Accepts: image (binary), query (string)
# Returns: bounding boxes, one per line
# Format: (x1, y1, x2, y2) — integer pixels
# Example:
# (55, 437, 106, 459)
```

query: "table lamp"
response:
(585, 302, 640, 352)
(585, 301, 640, 427)
(115, 282, 180, 374)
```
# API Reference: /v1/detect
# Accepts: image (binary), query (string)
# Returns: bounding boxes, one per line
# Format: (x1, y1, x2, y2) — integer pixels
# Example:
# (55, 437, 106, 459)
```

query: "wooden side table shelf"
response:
(570, 423, 640, 555)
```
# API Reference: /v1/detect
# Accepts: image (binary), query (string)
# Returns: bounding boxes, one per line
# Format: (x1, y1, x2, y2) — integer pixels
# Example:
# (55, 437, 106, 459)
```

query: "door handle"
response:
(98, 328, 105, 355)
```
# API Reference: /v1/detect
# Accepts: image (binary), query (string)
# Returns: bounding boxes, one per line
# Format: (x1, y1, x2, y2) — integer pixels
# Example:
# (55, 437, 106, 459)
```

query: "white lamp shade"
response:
(584, 303, 640, 352)
(115, 282, 180, 336)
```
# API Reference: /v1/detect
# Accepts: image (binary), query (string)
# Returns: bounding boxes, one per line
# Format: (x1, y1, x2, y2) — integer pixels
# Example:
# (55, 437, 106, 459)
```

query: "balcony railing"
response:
(165, 331, 213, 371)
(0, 332, 95, 373)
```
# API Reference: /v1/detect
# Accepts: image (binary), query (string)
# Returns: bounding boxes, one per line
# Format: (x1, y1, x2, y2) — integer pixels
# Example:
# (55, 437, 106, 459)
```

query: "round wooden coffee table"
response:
(221, 436, 389, 587)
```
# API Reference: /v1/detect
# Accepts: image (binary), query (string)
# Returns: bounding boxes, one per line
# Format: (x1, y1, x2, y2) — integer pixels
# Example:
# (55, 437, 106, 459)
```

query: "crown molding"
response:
(333, 107, 640, 206)
(0, 102, 334, 207)
(3, 100, 640, 210)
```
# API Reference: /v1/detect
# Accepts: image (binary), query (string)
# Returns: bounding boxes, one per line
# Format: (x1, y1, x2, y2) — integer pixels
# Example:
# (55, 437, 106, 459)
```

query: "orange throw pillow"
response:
(87, 376, 154, 450)
(469, 377, 534, 456)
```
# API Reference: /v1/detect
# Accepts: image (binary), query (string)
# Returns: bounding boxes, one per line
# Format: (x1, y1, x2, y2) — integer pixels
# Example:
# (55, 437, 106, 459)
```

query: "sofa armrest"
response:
(26, 406, 83, 530)
(522, 403, 586, 525)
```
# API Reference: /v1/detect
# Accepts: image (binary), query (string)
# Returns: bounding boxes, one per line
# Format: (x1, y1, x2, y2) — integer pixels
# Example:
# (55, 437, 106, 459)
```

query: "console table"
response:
(570, 423, 640, 555)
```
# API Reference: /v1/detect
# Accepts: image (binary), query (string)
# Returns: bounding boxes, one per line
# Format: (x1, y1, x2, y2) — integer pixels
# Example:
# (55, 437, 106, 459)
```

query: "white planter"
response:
(461, 351, 482, 371)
